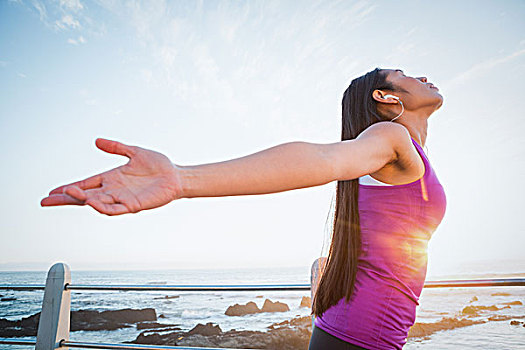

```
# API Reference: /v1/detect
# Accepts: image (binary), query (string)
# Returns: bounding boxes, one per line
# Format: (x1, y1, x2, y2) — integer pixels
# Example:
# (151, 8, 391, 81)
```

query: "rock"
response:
(260, 299, 289, 313)
(129, 331, 183, 345)
(188, 322, 222, 336)
(225, 299, 290, 316)
(0, 308, 156, 337)
(0, 313, 40, 337)
(225, 301, 260, 316)
(71, 309, 156, 331)
(154, 295, 180, 300)
(502, 300, 523, 306)
(1, 297, 16, 301)
(408, 317, 486, 339)
(488, 315, 514, 321)
(510, 320, 525, 326)
(159, 314, 166, 318)
(469, 296, 478, 303)
(137, 321, 181, 330)
(300, 296, 311, 308)
(130, 315, 313, 350)
(267, 315, 311, 330)
(255, 295, 264, 298)
(461, 305, 501, 316)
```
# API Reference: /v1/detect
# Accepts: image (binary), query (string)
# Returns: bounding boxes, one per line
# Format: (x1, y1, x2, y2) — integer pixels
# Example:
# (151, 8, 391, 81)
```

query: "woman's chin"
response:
(435, 95, 444, 109)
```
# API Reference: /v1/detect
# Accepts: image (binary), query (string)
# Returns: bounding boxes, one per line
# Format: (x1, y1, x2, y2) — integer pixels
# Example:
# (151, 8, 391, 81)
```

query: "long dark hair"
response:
(311, 67, 407, 318)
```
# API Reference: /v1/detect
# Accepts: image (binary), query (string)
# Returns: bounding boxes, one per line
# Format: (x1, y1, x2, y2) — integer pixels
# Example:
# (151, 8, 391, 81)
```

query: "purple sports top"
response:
(314, 137, 447, 350)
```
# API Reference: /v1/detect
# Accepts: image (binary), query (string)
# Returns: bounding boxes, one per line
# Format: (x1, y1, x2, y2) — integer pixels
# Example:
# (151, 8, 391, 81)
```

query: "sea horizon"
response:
(1, 257, 524, 280)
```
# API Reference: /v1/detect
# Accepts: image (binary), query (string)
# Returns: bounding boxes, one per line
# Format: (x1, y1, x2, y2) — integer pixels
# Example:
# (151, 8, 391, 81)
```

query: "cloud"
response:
(31, 0, 47, 22)
(55, 14, 80, 30)
(17, 72, 27, 78)
(59, 0, 83, 12)
(18, 0, 92, 36)
(384, 26, 420, 62)
(47, 0, 375, 134)
(67, 35, 86, 45)
(444, 47, 525, 90)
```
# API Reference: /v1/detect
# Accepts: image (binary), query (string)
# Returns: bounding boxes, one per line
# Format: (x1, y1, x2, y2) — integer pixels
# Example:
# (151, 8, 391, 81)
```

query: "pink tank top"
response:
(314, 137, 447, 349)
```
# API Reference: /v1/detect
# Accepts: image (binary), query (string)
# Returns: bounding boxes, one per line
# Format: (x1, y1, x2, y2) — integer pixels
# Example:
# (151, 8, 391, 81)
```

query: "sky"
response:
(1, 0, 524, 278)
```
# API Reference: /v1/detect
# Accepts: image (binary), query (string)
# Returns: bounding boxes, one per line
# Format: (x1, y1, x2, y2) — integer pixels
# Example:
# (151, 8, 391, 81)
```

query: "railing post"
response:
(310, 257, 327, 329)
(36, 263, 71, 350)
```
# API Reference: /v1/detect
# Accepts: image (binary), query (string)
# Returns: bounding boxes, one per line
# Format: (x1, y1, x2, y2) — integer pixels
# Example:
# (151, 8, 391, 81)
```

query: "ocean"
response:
(1, 267, 524, 349)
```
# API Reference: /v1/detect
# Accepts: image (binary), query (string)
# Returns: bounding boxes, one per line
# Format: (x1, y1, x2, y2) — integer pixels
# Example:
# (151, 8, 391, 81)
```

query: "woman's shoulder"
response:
(357, 122, 413, 155)
(360, 121, 410, 138)
(358, 122, 424, 183)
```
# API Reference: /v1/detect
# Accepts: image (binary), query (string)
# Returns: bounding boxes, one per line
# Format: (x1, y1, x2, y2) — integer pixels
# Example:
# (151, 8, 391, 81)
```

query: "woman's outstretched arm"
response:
(40, 122, 403, 216)
(181, 121, 406, 198)
(179, 141, 338, 198)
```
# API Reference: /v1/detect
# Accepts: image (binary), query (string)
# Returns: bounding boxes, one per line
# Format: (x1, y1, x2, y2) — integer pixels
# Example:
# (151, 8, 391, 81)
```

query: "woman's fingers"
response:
(42, 193, 129, 215)
(86, 199, 130, 216)
(43, 137, 146, 215)
(41, 184, 132, 216)
(95, 138, 137, 159)
(64, 185, 87, 201)
(40, 193, 85, 206)
(48, 137, 134, 195)
(42, 187, 114, 207)
(49, 174, 103, 195)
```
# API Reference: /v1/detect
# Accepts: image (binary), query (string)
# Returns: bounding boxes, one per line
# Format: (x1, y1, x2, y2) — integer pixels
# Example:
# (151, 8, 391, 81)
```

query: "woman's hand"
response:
(40, 138, 183, 216)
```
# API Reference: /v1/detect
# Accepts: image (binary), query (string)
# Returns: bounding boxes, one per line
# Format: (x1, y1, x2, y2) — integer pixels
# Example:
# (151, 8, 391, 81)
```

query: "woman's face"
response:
(383, 68, 443, 111)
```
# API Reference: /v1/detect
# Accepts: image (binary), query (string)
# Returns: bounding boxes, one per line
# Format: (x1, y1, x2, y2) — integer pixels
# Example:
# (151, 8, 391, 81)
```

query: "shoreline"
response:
(2, 295, 524, 348)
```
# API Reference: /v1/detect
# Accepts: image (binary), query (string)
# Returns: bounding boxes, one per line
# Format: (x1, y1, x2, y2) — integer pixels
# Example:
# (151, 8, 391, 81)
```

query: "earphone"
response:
(383, 94, 399, 100)
(382, 94, 404, 122)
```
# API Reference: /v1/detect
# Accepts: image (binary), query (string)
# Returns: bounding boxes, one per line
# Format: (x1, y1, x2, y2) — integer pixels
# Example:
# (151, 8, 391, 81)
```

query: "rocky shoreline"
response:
(0, 296, 314, 350)
(2, 295, 524, 349)
(129, 316, 312, 350)
(0, 308, 158, 337)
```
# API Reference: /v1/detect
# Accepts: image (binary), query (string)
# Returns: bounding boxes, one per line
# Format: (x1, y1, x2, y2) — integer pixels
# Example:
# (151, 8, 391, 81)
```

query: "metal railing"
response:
(0, 262, 524, 350)
(1, 284, 311, 292)
(0, 339, 253, 350)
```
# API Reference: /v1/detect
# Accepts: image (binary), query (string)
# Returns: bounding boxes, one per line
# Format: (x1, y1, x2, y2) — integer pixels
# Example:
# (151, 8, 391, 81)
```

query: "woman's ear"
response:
(372, 89, 386, 103)
(372, 90, 398, 104)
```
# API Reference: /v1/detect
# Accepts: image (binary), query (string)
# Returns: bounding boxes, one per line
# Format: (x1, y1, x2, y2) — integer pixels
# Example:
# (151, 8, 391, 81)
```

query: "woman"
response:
(41, 67, 446, 349)
(308, 68, 446, 350)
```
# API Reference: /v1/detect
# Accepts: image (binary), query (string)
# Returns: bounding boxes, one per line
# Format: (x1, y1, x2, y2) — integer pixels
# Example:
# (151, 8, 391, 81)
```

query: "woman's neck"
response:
(397, 118, 428, 148)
